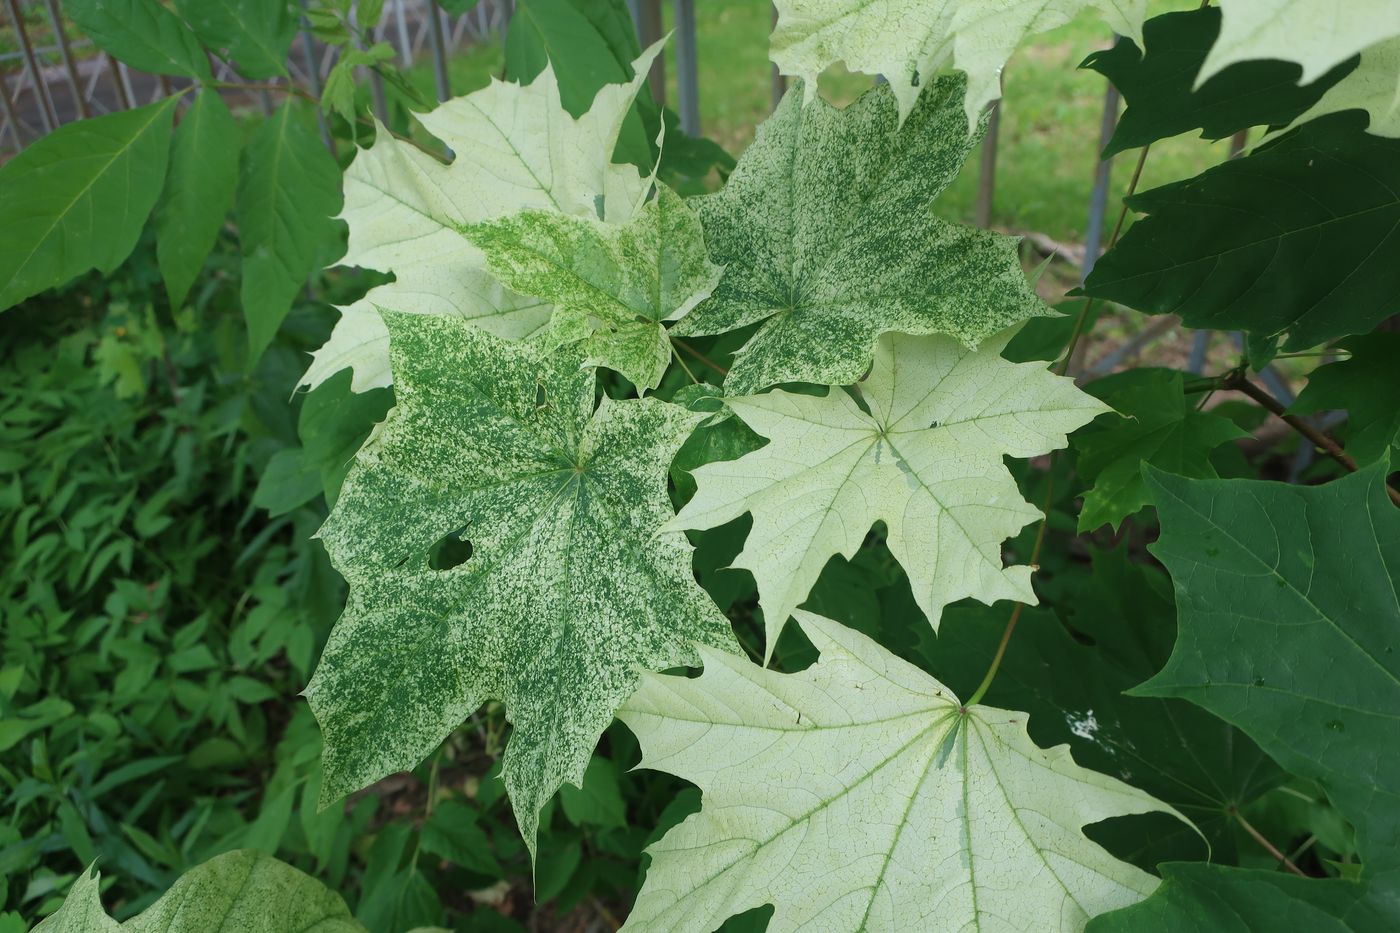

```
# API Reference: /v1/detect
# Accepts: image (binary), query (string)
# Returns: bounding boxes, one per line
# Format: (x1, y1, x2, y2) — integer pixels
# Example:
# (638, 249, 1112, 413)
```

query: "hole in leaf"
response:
(428, 528, 473, 570)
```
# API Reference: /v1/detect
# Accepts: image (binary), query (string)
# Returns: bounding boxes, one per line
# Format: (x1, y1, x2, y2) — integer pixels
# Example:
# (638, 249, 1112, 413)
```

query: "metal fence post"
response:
(770, 3, 785, 110)
(0, 66, 26, 150)
(1080, 78, 1120, 283)
(427, 0, 451, 102)
(637, 0, 665, 105)
(6, 0, 59, 131)
(673, 0, 699, 135)
(43, 0, 88, 119)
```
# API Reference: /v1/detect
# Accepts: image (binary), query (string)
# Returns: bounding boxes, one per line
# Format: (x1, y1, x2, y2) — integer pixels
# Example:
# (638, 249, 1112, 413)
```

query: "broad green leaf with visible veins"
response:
(1073, 369, 1247, 532)
(0, 98, 178, 312)
(237, 100, 342, 363)
(1197, 0, 1400, 87)
(619, 611, 1187, 933)
(465, 185, 722, 392)
(1082, 114, 1400, 350)
(155, 88, 240, 309)
(667, 330, 1107, 658)
(35, 851, 363, 932)
(1088, 863, 1400, 932)
(770, 0, 1145, 127)
(1289, 335, 1400, 465)
(303, 42, 662, 394)
(306, 312, 737, 853)
(1275, 38, 1400, 138)
(921, 551, 1284, 869)
(674, 77, 1050, 394)
(1083, 9, 1358, 157)
(1141, 464, 1400, 868)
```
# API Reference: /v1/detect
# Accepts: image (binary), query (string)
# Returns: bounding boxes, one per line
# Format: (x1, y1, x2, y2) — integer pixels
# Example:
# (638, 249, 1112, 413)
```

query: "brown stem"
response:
(973, 144, 1155, 701)
(1058, 144, 1152, 379)
(674, 338, 730, 376)
(1231, 807, 1308, 877)
(1222, 370, 1400, 508)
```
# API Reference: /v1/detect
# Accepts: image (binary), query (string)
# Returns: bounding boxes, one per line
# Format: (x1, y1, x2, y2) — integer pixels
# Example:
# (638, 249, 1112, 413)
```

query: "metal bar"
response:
(673, 0, 699, 135)
(1080, 78, 1121, 283)
(44, 0, 88, 119)
(1084, 314, 1179, 378)
(7, 0, 59, 131)
(394, 0, 412, 66)
(426, 0, 451, 102)
(974, 102, 1000, 228)
(107, 54, 133, 110)
(297, 0, 335, 154)
(770, 3, 785, 110)
(637, 0, 665, 106)
(1230, 332, 1295, 404)
(1186, 330, 1211, 374)
(361, 9, 390, 122)
(0, 65, 27, 150)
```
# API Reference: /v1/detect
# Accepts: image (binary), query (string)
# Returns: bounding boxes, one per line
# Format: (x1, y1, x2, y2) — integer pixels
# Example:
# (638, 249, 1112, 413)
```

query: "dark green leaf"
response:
(1073, 369, 1247, 532)
(420, 800, 502, 877)
(504, 0, 658, 172)
(155, 89, 240, 308)
(1084, 8, 1356, 158)
(559, 755, 626, 828)
(1290, 335, 1400, 466)
(920, 548, 1281, 868)
(252, 448, 322, 517)
(0, 98, 179, 312)
(174, 0, 298, 80)
(67, 0, 212, 79)
(236, 101, 343, 363)
(1142, 464, 1400, 868)
(1088, 863, 1400, 932)
(1083, 114, 1400, 350)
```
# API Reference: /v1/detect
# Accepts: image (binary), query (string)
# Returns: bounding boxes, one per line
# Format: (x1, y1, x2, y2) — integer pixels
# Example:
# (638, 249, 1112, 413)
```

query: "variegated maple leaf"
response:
(666, 329, 1107, 657)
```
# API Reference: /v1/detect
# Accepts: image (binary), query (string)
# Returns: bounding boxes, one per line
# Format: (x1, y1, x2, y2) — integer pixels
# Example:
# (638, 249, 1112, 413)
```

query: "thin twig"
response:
(670, 341, 700, 384)
(1231, 807, 1308, 877)
(1222, 370, 1400, 507)
(1058, 144, 1152, 379)
(971, 145, 1153, 702)
(674, 338, 729, 376)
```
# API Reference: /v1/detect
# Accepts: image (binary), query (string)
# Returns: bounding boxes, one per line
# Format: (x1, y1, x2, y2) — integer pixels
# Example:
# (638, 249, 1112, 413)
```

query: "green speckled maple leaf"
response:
(667, 329, 1107, 657)
(302, 41, 662, 394)
(674, 75, 1049, 395)
(770, 0, 1146, 128)
(464, 184, 722, 392)
(619, 611, 1187, 933)
(36, 851, 362, 932)
(305, 312, 738, 853)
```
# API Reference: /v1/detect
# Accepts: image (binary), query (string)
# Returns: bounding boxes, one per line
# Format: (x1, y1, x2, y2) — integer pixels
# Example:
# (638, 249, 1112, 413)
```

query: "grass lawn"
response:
(423, 0, 1228, 246)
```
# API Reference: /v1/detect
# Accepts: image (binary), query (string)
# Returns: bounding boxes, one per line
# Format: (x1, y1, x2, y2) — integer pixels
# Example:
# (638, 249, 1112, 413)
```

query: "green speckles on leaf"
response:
(35, 851, 362, 933)
(306, 312, 738, 855)
(465, 184, 722, 391)
(675, 77, 1050, 394)
(619, 611, 1186, 933)
(667, 329, 1107, 657)
(302, 41, 664, 394)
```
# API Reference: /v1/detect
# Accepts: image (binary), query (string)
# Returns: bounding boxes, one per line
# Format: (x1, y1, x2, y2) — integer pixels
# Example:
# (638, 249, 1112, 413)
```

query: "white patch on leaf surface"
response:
(302, 41, 664, 394)
(666, 329, 1109, 658)
(769, 0, 1146, 128)
(618, 611, 1189, 933)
